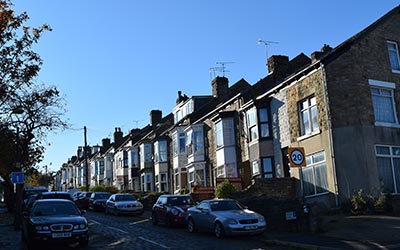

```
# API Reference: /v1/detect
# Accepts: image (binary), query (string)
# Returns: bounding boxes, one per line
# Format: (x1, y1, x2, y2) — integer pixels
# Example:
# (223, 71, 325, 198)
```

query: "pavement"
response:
(1, 203, 400, 250)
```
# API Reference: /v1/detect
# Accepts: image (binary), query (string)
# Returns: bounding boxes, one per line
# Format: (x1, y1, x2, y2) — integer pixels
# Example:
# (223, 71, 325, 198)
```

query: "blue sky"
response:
(12, 1, 399, 172)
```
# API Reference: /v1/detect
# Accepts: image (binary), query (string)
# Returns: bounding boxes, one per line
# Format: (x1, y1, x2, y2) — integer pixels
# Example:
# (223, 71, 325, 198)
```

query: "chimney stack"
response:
(150, 110, 162, 127)
(267, 55, 290, 80)
(311, 44, 333, 62)
(113, 127, 123, 147)
(212, 76, 229, 100)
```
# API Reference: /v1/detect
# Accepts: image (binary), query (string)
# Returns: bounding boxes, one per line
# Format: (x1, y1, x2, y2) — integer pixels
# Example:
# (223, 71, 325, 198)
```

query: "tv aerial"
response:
(258, 38, 279, 60)
(210, 61, 234, 80)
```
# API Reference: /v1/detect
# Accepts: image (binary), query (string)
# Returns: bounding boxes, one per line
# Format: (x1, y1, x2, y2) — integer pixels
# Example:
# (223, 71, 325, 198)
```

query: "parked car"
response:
(88, 192, 111, 211)
(152, 194, 195, 227)
(21, 199, 89, 249)
(186, 199, 266, 238)
(74, 192, 92, 210)
(71, 191, 82, 201)
(23, 192, 73, 212)
(105, 193, 144, 216)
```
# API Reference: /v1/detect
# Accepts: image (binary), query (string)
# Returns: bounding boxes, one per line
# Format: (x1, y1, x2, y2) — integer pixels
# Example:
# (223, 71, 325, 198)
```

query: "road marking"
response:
(107, 226, 129, 234)
(89, 219, 101, 225)
(138, 236, 171, 249)
(129, 218, 150, 225)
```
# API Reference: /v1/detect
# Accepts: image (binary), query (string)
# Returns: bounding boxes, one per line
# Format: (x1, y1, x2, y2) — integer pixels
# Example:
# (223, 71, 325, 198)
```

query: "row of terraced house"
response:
(54, 6, 400, 208)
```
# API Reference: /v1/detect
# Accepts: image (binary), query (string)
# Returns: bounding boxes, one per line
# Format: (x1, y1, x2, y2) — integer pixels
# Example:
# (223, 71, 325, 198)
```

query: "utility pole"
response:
(84, 126, 89, 192)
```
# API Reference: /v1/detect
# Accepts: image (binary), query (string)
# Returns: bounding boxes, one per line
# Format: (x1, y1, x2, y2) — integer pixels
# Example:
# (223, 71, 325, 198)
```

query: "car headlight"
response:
(226, 219, 238, 224)
(35, 225, 49, 230)
(74, 224, 87, 230)
(258, 215, 265, 222)
(171, 208, 179, 215)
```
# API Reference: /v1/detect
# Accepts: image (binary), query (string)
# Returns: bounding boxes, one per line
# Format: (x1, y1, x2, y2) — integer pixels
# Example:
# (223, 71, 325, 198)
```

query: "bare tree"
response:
(0, 0, 68, 211)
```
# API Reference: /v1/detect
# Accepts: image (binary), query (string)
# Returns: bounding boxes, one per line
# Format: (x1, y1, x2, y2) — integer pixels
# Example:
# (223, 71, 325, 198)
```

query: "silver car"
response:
(186, 199, 266, 238)
(105, 193, 144, 216)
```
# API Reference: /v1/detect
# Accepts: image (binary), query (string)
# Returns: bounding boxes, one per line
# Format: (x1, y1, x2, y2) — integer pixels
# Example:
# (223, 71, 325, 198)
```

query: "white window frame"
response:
(387, 41, 400, 74)
(299, 96, 319, 137)
(369, 79, 400, 128)
(301, 151, 329, 197)
(246, 108, 259, 142)
(375, 145, 400, 194)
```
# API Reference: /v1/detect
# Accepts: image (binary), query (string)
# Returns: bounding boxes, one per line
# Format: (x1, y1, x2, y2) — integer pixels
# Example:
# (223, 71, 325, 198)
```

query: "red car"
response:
(152, 194, 195, 227)
(74, 192, 92, 210)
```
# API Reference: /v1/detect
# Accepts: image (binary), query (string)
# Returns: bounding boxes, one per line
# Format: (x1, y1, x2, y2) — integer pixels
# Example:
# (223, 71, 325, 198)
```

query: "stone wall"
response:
(236, 178, 308, 231)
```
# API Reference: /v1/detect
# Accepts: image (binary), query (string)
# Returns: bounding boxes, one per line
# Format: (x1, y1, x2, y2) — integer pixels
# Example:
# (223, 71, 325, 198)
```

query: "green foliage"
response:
(351, 189, 393, 215)
(179, 186, 189, 194)
(89, 185, 119, 194)
(215, 180, 237, 199)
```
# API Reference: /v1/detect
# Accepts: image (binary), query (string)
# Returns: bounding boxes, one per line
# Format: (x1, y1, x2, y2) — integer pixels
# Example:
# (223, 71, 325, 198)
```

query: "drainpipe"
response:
(320, 62, 339, 207)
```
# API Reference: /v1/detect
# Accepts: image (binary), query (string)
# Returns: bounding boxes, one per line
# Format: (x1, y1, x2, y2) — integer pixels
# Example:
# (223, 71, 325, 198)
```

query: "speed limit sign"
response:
(288, 147, 306, 167)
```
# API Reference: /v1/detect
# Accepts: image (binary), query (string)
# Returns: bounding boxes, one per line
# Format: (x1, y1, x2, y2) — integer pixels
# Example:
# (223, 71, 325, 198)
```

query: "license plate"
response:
(52, 232, 72, 238)
(245, 225, 257, 230)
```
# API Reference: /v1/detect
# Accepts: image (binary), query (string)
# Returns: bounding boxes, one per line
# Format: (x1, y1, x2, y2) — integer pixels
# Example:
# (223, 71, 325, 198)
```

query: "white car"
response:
(105, 193, 144, 216)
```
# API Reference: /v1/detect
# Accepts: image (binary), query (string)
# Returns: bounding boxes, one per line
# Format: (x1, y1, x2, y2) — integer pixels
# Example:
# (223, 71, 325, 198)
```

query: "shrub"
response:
(215, 180, 237, 199)
(90, 185, 119, 194)
(351, 189, 375, 215)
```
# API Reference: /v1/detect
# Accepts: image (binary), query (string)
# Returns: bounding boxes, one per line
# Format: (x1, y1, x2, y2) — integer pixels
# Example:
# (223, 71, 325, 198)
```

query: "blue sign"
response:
(11, 172, 24, 184)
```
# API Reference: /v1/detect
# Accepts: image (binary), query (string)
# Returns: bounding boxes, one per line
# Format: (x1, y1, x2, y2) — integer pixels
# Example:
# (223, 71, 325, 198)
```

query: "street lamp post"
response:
(11, 107, 24, 230)
(13, 127, 23, 230)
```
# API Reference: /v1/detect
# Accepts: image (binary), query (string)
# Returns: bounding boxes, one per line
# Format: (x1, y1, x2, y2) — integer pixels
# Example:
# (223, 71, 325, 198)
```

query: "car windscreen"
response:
(31, 202, 80, 216)
(210, 200, 242, 211)
(115, 195, 136, 201)
(96, 193, 111, 199)
(168, 196, 194, 206)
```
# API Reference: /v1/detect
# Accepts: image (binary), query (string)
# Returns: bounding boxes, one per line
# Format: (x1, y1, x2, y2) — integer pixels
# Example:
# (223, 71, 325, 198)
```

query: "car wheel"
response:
(187, 217, 196, 233)
(165, 214, 173, 227)
(214, 222, 224, 238)
(152, 213, 158, 225)
(79, 238, 89, 247)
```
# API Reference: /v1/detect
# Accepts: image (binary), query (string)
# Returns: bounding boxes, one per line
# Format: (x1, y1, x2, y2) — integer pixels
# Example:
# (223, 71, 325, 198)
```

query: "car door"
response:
(192, 201, 212, 230)
(156, 197, 167, 222)
(106, 195, 115, 211)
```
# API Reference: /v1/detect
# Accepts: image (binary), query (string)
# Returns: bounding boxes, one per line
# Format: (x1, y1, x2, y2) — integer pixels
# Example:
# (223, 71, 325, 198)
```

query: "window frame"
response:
(375, 144, 400, 194)
(246, 108, 259, 142)
(301, 151, 329, 197)
(369, 79, 399, 128)
(299, 96, 319, 137)
(387, 41, 400, 74)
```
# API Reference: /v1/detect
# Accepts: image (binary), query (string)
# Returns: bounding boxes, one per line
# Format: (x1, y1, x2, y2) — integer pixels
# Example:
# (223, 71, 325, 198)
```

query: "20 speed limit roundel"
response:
(288, 147, 306, 167)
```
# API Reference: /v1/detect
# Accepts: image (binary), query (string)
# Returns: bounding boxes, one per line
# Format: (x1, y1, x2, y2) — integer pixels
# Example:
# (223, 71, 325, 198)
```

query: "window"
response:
(370, 80, 398, 125)
(259, 108, 270, 138)
(247, 108, 258, 141)
(388, 41, 400, 73)
(123, 151, 128, 168)
(376, 145, 400, 194)
(154, 140, 168, 163)
(215, 121, 223, 147)
(99, 161, 104, 175)
(251, 161, 260, 176)
(301, 151, 329, 197)
(262, 157, 274, 178)
(216, 165, 225, 178)
(196, 169, 205, 186)
(193, 130, 204, 154)
(215, 118, 235, 148)
(299, 96, 319, 136)
(131, 150, 138, 168)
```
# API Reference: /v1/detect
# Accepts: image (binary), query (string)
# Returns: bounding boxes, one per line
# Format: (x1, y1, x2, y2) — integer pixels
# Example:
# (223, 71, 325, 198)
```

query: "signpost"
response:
(11, 172, 24, 184)
(288, 147, 306, 168)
